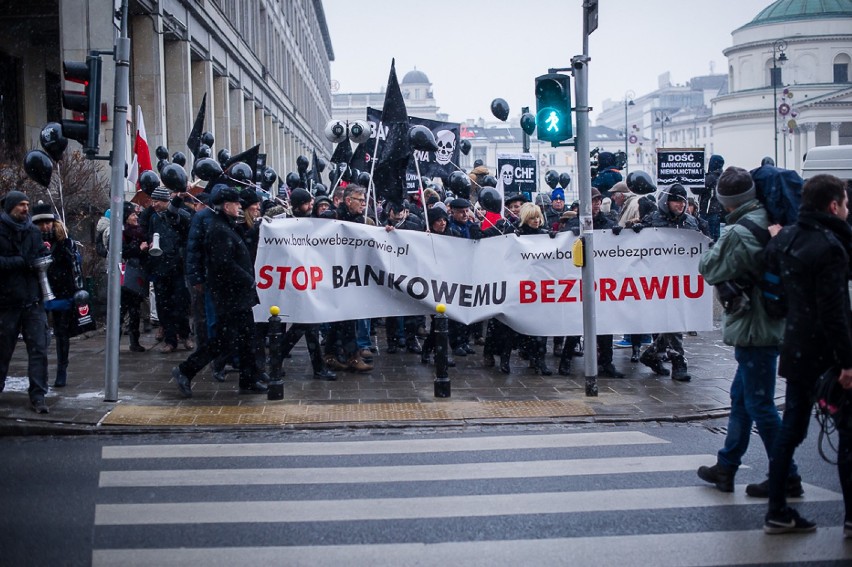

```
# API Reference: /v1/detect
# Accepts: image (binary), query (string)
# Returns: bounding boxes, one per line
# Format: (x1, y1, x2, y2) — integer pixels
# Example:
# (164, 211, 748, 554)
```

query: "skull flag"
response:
(371, 59, 410, 204)
(367, 107, 461, 191)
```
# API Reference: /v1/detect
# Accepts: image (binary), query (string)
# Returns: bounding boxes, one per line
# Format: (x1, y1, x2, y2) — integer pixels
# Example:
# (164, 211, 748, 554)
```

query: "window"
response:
(834, 53, 851, 83)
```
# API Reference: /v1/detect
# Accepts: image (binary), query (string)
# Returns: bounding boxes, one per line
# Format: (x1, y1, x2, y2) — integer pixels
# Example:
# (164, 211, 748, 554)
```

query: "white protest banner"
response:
(254, 218, 713, 335)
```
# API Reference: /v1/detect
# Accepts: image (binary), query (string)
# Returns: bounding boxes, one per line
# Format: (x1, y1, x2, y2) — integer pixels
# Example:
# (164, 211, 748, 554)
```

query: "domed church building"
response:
(711, 0, 852, 169)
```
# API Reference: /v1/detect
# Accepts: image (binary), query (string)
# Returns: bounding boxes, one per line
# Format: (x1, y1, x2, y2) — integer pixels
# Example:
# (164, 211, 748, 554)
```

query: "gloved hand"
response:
(611, 226, 623, 236)
(632, 224, 643, 233)
(548, 230, 557, 239)
(571, 227, 580, 237)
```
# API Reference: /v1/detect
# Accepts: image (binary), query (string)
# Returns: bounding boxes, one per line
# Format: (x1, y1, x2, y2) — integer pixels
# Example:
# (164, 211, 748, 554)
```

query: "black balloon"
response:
(229, 162, 252, 184)
(459, 139, 472, 156)
(197, 144, 212, 159)
(350, 169, 362, 184)
(24, 150, 53, 187)
(558, 172, 572, 189)
(520, 113, 536, 136)
(171, 152, 187, 167)
(285, 172, 301, 189)
(260, 167, 278, 190)
(216, 149, 231, 167)
(156, 159, 169, 174)
(357, 171, 371, 187)
(408, 125, 438, 152)
(626, 170, 656, 195)
(155, 146, 170, 160)
(313, 183, 328, 196)
(481, 175, 498, 188)
(315, 157, 327, 173)
(161, 163, 187, 193)
(193, 158, 223, 182)
(545, 170, 559, 189)
(39, 122, 67, 162)
(139, 170, 160, 195)
(201, 131, 215, 148)
(448, 171, 468, 192)
(479, 187, 502, 214)
(296, 155, 309, 173)
(490, 98, 510, 122)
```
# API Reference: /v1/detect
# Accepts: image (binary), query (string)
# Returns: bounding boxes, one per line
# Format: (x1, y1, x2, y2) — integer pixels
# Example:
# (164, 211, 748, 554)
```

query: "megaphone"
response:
(149, 233, 163, 257)
(32, 255, 55, 301)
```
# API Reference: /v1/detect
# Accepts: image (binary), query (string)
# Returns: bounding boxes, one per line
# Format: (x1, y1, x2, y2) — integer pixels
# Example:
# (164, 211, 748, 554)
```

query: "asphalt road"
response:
(2, 419, 850, 566)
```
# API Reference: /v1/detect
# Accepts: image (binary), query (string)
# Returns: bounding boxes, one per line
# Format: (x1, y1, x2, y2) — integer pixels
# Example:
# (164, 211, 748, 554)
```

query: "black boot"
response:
(54, 336, 70, 387)
(639, 349, 670, 376)
(129, 332, 146, 353)
(553, 336, 564, 357)
(671, 355, 691, 382)
(558, 355, 572, 376)
(536, 357, 553, 376)
(308, 338, 336, 381)
(697, 463, 735, 492)
(499, 351, 511, 374)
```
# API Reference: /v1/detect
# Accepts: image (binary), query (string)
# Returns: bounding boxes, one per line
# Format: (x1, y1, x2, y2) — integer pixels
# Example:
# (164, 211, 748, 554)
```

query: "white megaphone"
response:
(149, 232, 163, 257)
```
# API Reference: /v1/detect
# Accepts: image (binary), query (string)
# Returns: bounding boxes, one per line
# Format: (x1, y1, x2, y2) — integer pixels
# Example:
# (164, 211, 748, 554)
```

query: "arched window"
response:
(834, 53, 851, 83)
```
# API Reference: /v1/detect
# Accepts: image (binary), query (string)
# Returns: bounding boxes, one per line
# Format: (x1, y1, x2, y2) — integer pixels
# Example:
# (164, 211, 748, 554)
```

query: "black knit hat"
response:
(427, 206, 449, 225)
(289, 188, 312, 209)
(239, 189, 261, 209)
(2, 190, 28, 214)
(31, 201, 55, 223)
(667, 184, 689, 203)
(716, 166, 756, 209)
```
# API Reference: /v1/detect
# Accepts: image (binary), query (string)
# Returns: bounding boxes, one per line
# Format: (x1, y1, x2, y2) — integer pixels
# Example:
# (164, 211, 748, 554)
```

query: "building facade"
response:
(332, 68, 447, 124)
(0, 0, 334, 185)
(712, 0, 852, 169)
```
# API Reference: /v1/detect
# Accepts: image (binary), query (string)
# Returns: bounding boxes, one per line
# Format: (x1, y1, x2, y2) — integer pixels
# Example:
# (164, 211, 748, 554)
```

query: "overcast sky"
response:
(324, 0, 774, 124)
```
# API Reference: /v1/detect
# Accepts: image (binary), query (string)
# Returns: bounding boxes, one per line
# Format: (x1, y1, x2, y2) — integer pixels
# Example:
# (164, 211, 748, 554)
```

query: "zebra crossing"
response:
(91, 430, 852, 566)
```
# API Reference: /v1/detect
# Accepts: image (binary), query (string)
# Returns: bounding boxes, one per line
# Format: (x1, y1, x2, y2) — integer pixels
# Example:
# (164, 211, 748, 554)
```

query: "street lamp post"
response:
(655, 110, 671, 148)
(771, 39, 788, 165)
(624, 90, 634, 174)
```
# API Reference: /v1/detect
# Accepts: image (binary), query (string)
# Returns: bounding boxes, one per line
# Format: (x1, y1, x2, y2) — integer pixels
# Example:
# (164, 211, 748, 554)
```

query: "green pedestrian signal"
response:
(535, 73, 572, 145)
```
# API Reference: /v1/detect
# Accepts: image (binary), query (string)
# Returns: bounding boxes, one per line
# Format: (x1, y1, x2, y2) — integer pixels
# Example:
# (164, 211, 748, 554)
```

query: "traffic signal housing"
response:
(535, 73, 572, 145)
(61, 55, 102, 155)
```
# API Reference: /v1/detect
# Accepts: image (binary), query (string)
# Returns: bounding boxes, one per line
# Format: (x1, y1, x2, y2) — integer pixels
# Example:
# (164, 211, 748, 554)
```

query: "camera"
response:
(715, 280, 750, 316)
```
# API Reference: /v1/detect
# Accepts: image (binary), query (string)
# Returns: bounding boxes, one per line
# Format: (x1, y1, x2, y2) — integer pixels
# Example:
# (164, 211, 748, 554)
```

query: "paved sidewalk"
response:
(0, 324, 773, 434)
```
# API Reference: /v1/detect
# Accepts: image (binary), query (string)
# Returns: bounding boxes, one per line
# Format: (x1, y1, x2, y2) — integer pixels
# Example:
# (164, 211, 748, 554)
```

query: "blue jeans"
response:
(718, 346, 797, 477)
(355, 318, 371, 350)
(768, 378, 814, 512)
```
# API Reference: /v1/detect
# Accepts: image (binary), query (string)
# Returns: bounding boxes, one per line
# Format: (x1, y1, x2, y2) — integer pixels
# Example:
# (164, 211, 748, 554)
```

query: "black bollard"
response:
(433, 304, 451, 398)
(266, 306, 284, 401)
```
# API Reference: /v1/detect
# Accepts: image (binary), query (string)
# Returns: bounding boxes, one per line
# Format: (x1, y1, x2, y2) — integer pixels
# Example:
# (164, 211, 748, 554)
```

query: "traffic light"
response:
(61, 55, 102, 155)
(535, 73, 572, 145)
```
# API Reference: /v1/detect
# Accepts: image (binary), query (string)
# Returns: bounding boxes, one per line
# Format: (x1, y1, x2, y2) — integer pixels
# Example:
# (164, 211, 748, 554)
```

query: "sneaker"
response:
(613, 339, 632, 348)
(453, 347, 467, 357)
(764, 507, 817, 534)
(697, 463, 735, 493)
(313, 369, 337, 381)
(212, 368, 227, 383)
(746, 476, 804, 499)
(31, 399, 49, 414)
(172, 367, 193, 398)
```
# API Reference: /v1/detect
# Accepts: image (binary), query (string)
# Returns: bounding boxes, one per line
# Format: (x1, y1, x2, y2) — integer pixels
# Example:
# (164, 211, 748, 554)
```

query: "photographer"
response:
(695, 166, 801, 499)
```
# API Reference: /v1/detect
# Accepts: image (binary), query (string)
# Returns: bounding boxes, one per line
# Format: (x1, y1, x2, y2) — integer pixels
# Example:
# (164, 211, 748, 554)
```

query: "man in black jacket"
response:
(762, 174, 852, 535)
(171, 187, 267, 397)
(0, 191, 51, 413)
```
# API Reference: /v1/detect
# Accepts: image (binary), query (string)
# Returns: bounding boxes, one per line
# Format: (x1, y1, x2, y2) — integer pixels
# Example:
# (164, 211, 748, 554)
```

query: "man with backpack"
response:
(761, 174, 852, 535)
(695, 166, 803, 499)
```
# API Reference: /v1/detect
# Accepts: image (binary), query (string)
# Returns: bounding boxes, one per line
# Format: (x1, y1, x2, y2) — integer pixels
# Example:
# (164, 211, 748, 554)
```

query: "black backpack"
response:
(736, 218, 787, 319)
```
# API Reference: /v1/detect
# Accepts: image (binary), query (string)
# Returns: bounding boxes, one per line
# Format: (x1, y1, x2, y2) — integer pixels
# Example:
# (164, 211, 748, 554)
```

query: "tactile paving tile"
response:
(101, 399, 594, 426)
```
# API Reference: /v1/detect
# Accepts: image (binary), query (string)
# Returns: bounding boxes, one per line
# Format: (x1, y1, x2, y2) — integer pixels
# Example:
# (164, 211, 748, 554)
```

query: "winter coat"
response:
(448, 217, 482, 240)
(146, 206, 191, 278)
(563, 211, 617, 232)
(640, 194, 701, 230)
(0, 211, 49, 309)
(185, 207, 216, 287)
(544, 205, 564, 231)
(768, 210, 852, 381)
(204, 209, 258, 314)
(618, 194, 642, 227)
(698, 200, 784, 347)
(695, 155, 725, 215)
(44, 234, 81, 301)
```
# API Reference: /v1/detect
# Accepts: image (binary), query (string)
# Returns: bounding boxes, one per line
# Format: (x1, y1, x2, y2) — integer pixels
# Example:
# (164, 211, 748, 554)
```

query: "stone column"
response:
(831, 122, 842, 146)
(163, 40, 192, 155)
(213, 75, 230, 155)
(799, 122, 816, 157)
(229, 87, 244, 152)
(255, 105, 266, 153)
(130, 14, 167, 154)
(244, 97, 256, 149)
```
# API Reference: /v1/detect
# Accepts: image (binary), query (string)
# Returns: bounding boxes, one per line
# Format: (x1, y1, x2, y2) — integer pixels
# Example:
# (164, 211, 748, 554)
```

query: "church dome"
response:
(740, 0, 852, 29)
(401, 69, 430, 84)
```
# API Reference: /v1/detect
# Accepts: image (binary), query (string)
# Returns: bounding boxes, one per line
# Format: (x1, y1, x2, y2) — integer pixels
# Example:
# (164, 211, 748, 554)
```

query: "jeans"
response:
(718, 346, 798, 477)
(768, 379, 814, 512)
(355, 318, 371, 350)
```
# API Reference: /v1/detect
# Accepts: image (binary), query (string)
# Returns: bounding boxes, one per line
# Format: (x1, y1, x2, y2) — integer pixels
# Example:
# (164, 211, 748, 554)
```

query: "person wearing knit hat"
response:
(289, 188, 313, 216)
(695, 164, 800, 499)
(150, 187, 171, 202)
(544, 189, 566, 231)
(0, 189, 51, 413)
(31, 202, 56, 223)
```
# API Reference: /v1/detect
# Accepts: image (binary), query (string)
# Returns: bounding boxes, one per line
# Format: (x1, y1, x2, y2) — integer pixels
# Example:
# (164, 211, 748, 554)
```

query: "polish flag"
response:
(134, 106, 152, 179)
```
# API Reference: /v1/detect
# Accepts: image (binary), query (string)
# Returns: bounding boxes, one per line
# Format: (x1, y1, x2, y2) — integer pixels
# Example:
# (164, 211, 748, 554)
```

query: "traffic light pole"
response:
(104, 0, 130, 402)
(572, 53, 597, 397)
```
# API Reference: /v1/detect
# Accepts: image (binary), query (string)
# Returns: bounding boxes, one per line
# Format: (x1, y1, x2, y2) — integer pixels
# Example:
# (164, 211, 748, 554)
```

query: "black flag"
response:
(350, 142, 372, 173)
(224, 143, 261, 180)
(186, 93, 207, 158)
(371, 59, 410, 204)
(307, 150, 323, 187)
(328, 140, 353, 184)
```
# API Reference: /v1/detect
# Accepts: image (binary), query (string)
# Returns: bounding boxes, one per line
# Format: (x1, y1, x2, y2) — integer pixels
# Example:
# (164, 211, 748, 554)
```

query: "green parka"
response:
(698, 199, 784, 347)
